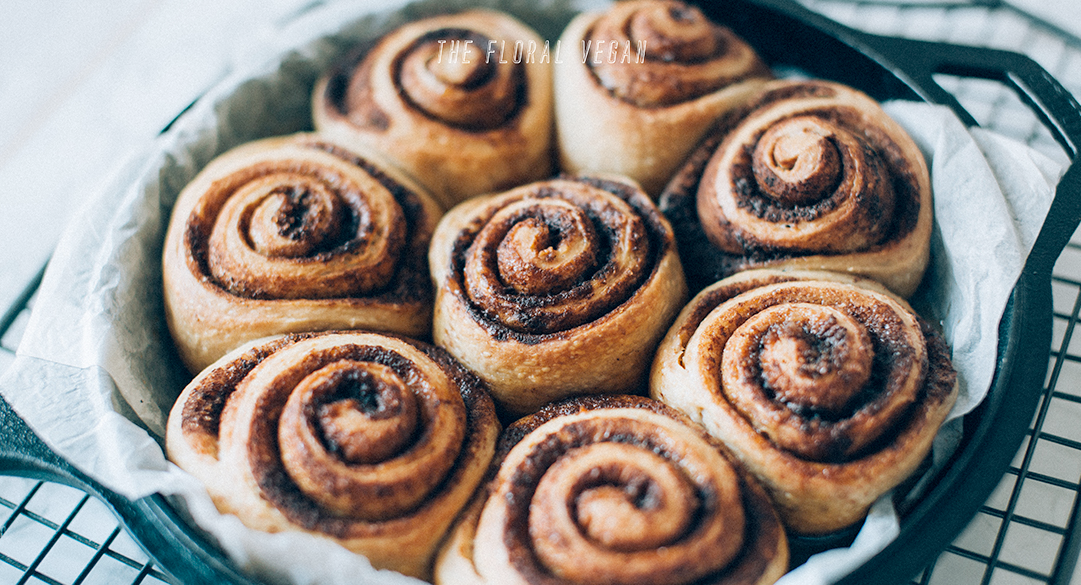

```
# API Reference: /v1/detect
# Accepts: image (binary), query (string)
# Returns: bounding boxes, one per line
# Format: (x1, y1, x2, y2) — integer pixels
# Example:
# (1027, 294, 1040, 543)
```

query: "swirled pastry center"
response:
(687, 280, 928, 462)
(496, 209, 600, 295)
(586, 0, 767, 107)
(628, 4, 720, 62)
(397, 28, 522, 130)
(459, 180, 655, 335)
(491, 409, 748, 585)
(699, 111, 899, 255)
(259, 342, 467, 522)
(189, 154, 410, 301)
(246, 181, 347, 257)
(742, 303, 874, 415)
(533, 443, 697, 557)
(305, 361, 419, 465)
(752, 117, 844, 206)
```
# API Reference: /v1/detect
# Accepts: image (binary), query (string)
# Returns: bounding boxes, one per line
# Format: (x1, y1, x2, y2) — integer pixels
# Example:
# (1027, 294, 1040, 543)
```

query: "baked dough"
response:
(651, 268, 958, 534)
(554, 0, 771, 196)
(312, 9, 553, 210)
(162, 133, 441, 373)
(434, 394, 788, 585)
(429, 175, 687, 417)
(660, 79, 933, 297)
(166, 330, 500, 580)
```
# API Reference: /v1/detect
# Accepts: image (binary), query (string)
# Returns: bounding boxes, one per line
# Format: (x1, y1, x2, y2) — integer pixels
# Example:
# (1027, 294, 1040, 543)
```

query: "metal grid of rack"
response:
(0, 283, 165, 583)
(1, 0, 1080, 584)
(0, 268, 174, 585)
(0, 478, 170, 585)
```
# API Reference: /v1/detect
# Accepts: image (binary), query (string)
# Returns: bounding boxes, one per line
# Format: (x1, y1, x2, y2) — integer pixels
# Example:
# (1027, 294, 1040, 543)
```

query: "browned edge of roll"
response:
(658, 80, 933, 298)
(166, 330, 501, 580)
(434, 394, 789, 585)
(650, 268, 959, 535)
(429, 174, 688, 418)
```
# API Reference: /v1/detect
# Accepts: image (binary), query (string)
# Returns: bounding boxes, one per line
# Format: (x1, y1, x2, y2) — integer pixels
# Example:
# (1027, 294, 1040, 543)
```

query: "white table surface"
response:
(3, 1, 1081, 584)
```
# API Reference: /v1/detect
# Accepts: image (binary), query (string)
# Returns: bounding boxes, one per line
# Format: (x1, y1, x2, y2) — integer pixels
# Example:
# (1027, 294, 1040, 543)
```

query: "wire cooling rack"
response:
(1, 1, 1081, 584)
(0, 274, 166, 583)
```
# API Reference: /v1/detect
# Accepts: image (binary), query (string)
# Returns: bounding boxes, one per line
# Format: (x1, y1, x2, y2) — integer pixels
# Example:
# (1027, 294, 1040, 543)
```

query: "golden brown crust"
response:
(161, 134, 441, 373)
(554, 0, 771, 196)
(429, 175, 688, 417)
(434, 395, 788, 585)
(659, 80, 933, 297)
(312, 9, 553, 210)
(166, 331, 500, 580)
(650, 268, 958, 535)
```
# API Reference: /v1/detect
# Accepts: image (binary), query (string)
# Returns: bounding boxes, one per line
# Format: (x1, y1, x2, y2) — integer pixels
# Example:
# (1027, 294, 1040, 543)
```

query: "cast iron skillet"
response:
(2, 0, 1081, 583)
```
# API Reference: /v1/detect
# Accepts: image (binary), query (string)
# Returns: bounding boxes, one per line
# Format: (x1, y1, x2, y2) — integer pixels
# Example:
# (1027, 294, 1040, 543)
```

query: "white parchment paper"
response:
(0, 1, 1066, 583)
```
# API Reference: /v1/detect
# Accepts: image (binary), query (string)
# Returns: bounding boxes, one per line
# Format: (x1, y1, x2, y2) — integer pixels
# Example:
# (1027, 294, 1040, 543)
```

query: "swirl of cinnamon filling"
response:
(698, 283, 925, 463)
(650, 269, 958, 534)
(461, 179, 651, 334)
(587, 0, 769, 107)
(700, 112, 898, 256)
(660, 80, 932, 297)
(433, 395, 788, 585)
(396, 28, 521, 130)
(429, 176, 688, 415)
(162, 134, 441, 373)
(165, 331, 500, 579)
(553, 0, 770, 197)
(312, 9, 553, 209)
(201, 149, 404, 300)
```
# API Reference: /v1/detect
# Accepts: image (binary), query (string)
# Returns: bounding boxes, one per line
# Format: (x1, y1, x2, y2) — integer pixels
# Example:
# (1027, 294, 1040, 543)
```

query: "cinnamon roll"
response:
(660, 79, 933, 297)
(651, 268, 958, 535)
(554, 0, 771, 196)
(429, 175, 688, 417)
(312, 9, 553, 210)
(434, 394, 788, 585)
(162, 134, 441, 373)
(165, 331, 500, 579)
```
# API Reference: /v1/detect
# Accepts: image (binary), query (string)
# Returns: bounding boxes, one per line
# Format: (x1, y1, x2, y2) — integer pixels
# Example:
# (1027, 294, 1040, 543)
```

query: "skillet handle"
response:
(0, 394, 259, 585)
(852, 32, 1081, 158)
(0, 393, 85, 485)
(746, 0, 1081, 155)
(849, 31, 1081, 270)
(739, 0, 1081, 267)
